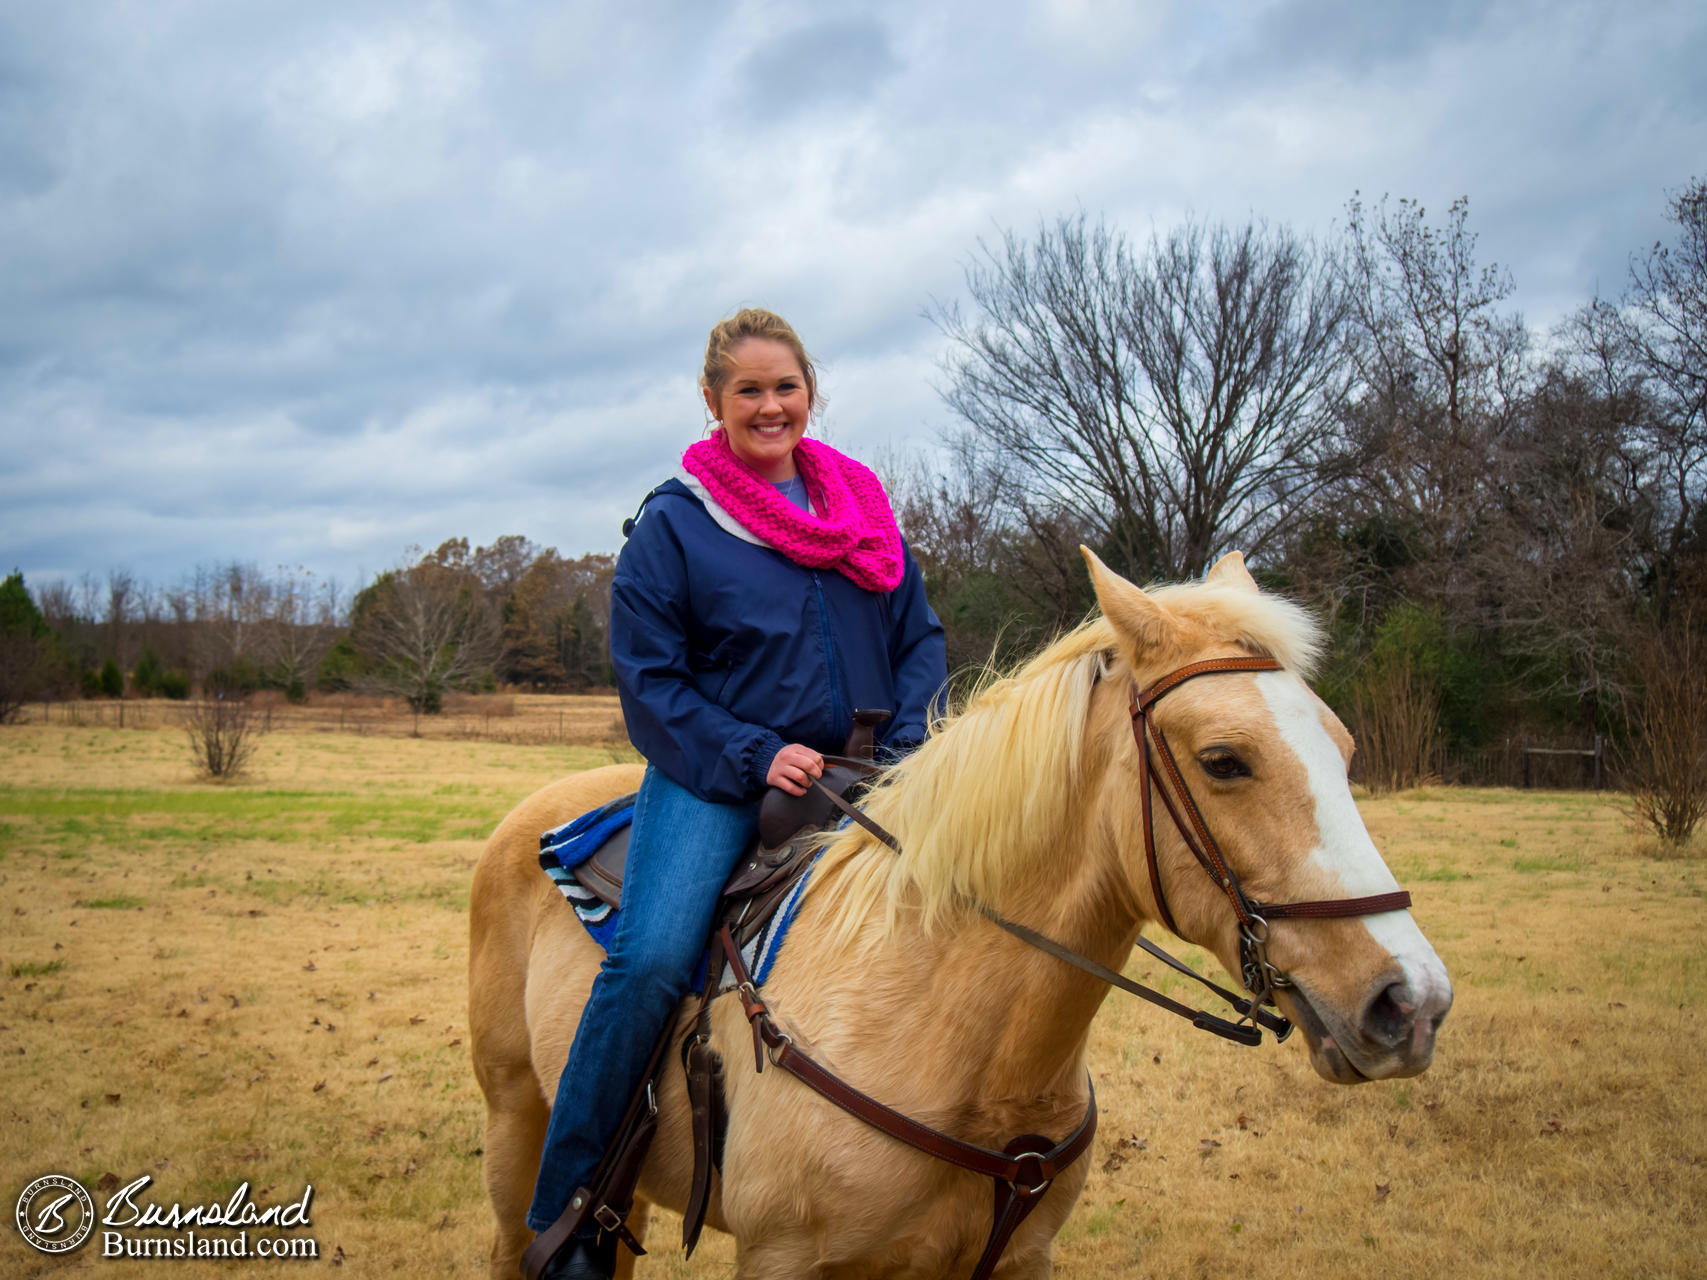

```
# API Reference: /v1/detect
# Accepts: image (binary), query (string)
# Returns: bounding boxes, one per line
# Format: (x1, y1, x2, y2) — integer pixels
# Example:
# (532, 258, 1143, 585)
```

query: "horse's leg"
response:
(478, 1063, 550, 1280)
(470, 817, 557, 1279)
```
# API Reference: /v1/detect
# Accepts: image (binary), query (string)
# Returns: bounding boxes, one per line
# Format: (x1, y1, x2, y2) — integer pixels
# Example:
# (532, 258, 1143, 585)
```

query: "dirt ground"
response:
(2, 706, 1703, 1278)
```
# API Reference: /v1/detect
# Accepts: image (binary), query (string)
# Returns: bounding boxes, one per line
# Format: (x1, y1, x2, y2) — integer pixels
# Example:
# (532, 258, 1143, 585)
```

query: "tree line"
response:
(0, 537, 616, 723)
(2, 179, 1702, 830)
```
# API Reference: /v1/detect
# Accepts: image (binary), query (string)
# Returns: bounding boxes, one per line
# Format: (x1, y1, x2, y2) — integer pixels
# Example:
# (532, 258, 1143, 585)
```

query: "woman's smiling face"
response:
(704, 338, 811, 482)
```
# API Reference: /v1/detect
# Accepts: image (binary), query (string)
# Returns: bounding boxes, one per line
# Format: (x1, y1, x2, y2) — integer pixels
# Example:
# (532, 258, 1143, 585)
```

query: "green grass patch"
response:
(1405, 864, 1469, 882)
(9, 958, 67, 978)
(1514, 854, 1583, 873)
(78, 895, 145, 909)
(0, 786, 514, 848)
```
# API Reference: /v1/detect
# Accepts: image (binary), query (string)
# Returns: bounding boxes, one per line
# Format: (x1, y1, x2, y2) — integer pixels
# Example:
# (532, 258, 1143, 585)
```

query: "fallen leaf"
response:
(448, 1038, 462, 1048)
(96, 1172, 119, 1191)
(303, 960, 317, 972)
(1197, 1139, 1221, 1156)
(378, 1071, 393, 1083)
(312, 1080, 326, 1093)
(330, 1245, 345, 1266)
(409, 1015, 425, 1025)
(1236, 1112, 1250, 1131)
(105, 1093, 121, 1105)
(1375, 1182, 1391, 1202)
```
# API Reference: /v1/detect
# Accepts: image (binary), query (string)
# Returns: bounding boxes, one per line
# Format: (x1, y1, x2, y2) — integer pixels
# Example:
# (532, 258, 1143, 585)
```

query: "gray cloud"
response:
(1, 0, 1703, 589)
(737, 18, 901, 114)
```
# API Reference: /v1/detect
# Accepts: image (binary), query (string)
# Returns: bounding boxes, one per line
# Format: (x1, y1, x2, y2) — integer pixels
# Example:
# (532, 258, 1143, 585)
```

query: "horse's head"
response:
(1084, 549, 1452, 1083)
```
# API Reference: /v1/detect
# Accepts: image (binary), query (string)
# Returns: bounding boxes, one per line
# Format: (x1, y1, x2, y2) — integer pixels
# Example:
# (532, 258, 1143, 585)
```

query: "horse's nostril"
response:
(1363, 981, 1409, 1048)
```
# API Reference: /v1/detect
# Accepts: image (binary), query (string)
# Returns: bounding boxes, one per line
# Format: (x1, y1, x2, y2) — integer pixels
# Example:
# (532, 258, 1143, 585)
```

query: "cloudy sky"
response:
(2, 0, 1703, 593)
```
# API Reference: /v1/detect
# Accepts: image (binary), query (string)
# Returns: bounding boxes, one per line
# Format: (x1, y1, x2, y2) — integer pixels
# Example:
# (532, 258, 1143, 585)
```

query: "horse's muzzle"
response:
(1283, 972, 1453, 1083)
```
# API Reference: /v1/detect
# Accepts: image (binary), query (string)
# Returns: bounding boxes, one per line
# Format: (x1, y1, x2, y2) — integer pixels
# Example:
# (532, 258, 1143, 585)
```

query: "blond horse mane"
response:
(810, 578, 1324, 951)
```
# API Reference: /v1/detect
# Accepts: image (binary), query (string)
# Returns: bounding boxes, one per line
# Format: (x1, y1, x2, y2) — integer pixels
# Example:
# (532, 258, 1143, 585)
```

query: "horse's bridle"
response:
(1130, 655, 1412, 1015)
(812, 652, 1414, 1045)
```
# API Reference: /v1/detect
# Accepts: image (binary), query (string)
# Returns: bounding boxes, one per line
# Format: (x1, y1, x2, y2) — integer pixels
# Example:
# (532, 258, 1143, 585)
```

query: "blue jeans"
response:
(527, 764, 759, 1232)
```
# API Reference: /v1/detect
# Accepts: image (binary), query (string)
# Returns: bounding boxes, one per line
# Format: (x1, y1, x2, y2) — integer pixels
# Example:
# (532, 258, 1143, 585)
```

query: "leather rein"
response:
(705, 654, 1412, 1279)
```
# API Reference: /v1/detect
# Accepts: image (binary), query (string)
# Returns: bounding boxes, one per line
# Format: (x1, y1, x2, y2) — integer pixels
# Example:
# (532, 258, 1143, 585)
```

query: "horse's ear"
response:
(1205, 551, 1260, 593)
(1081, 547, 1169, 653)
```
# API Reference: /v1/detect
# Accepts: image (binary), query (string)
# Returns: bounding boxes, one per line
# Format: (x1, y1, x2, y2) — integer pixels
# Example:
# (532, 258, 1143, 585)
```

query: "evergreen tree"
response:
(0, 571, 52, 723)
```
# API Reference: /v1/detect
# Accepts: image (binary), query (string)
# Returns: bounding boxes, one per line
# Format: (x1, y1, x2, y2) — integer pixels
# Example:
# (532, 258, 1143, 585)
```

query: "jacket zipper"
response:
(811, 572, 847, 744)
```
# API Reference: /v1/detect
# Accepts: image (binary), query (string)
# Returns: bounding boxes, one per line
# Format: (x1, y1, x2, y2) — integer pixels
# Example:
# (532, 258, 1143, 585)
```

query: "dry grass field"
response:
(2, 703, 1704, 1278)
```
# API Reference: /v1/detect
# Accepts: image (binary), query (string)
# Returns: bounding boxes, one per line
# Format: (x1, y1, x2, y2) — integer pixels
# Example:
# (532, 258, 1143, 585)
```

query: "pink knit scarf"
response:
(681, 430, 905, 593)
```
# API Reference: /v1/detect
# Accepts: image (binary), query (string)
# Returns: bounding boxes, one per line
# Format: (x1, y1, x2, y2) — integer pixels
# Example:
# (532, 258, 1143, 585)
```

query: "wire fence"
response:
(20, 692, 631, 749)
(1441, 737, 1608, 790)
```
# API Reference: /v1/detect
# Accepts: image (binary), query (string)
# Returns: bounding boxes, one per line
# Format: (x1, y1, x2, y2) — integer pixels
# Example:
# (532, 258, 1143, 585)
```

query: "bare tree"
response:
(350, 553, 499, 734)
(1619, 615, 1707, 846)
(105, 569, 134, 667)
(255, 567, 340, 698)
(932, 213, 1353, 583)
(185, 561, 273, 679)
(1621, 176, 1707, 621)
(1334, 194, 1530, 612)
(1484, 314, 1654, 710)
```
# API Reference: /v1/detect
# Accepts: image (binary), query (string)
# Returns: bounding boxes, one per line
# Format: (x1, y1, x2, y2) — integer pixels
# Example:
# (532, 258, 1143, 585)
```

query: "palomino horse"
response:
(469, 550, 1452, 1279)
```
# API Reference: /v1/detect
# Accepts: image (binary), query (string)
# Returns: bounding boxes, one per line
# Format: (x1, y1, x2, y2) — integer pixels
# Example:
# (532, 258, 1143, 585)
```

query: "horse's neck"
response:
(791, 815, 1136, 1109)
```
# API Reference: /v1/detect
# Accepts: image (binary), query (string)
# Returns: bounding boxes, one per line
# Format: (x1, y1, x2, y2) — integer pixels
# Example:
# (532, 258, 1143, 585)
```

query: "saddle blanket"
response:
(539, 797, 814, 990)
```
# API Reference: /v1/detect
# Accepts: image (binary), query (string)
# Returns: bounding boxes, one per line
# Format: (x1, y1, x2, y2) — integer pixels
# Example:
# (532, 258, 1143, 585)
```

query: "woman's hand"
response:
(766, 743, 825, 796)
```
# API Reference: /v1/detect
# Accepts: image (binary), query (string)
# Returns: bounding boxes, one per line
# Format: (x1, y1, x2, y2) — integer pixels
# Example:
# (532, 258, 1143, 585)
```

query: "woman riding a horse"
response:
(526, 307, 947, 1278)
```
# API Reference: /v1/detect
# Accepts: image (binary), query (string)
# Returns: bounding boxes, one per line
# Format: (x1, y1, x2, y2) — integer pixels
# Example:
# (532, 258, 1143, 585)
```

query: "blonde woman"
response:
(528, 308, 946, 1278)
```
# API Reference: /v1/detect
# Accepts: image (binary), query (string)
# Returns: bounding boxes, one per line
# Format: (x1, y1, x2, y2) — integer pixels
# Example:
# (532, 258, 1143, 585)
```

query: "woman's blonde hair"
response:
(701, 308, 822, 416)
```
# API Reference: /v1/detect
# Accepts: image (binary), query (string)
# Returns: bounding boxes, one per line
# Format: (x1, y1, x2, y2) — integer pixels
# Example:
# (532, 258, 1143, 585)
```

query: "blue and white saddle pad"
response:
(539, 799, 817, 989)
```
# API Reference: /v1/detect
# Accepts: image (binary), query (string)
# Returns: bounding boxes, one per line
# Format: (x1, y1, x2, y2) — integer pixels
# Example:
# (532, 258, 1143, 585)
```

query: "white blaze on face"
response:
(1254, 672, 1451, 1006)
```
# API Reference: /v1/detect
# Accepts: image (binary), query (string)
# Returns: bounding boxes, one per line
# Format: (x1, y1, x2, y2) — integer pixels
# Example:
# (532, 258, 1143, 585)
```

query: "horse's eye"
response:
(1199, 750, 1250, 780)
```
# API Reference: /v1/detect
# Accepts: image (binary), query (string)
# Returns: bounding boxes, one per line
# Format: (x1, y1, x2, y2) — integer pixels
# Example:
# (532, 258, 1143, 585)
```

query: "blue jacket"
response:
(610, 478, 947, 803)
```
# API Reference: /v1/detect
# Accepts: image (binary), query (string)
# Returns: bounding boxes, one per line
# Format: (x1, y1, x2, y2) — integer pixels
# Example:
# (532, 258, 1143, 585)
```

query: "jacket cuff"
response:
(743, 729, 789, 793)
